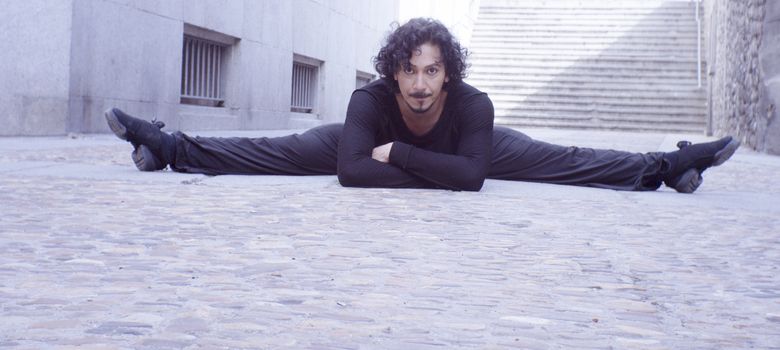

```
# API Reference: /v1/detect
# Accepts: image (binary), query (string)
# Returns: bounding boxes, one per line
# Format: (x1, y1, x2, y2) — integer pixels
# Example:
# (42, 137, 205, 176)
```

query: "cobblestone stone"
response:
(0, 129, 779, 348)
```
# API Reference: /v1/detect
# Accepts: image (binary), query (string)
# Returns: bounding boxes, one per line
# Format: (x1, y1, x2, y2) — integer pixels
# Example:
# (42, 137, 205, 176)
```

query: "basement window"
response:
(291, 55, 322, 114)
(356, 71, 374, 89)
(181, 36, 225, 106)
(180, 24, 237, 107)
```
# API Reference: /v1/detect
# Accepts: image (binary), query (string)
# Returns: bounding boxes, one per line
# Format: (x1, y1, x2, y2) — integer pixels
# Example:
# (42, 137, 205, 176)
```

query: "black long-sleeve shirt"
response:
(337, 79, 494, 191)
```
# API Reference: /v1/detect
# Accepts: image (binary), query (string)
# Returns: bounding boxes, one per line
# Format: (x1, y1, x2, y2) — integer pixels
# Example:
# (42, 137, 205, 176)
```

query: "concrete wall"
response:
(0, 0, 74, 136)
(704, 0, 780, 155)
(3, 0, 397, 135)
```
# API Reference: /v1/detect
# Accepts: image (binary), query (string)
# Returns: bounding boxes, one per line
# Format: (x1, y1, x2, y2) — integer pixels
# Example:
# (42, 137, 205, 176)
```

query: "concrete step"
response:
(469, 43, 699, 54)
(469, 49, 696, 60)
(472, 32, 698, 41)
(471, 30, 699, 41)
(495, 111, 705, 124)
(473, 25, 697, 34)
(470, 59, 707, 78)
(468, 66, 696, 82)
(479, 10, 696, 19)
(478, 11, 694, 18)
(475, 18, 696, 27)
(488, 96, 705, 109)
(470, 75, 701, 87)
(481, 87, 705, 101)
(481, 0, 694, 7)
(488, 98, 705, 112)
(469, 77, 703, 90)
(477, 11, 695, 17)
(480, 1, 695, 10)
(495, 111, 706, 126)
(493, 103, 705, 118)
(472, 32, 698, 43)
(494, 115, 706, 131)
(470, 51, 699, 62)
(470, 62, 705, 76)
(479, 7, 695, 13)
(480, 6, 694, 13)
(474, 21, 697, 30)
(488, 92, 704, 104)
(469, 60, 703, 74)
(494, 118, 705, 133)
(470, 35, 699, 46)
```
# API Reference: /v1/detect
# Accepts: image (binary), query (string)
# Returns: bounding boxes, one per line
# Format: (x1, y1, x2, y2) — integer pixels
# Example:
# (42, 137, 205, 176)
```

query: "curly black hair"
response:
(374, 18, 469, 91)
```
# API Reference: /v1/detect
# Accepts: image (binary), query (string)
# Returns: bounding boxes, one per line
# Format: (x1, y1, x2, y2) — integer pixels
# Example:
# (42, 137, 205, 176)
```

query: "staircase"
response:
(467, 0, 707, 133)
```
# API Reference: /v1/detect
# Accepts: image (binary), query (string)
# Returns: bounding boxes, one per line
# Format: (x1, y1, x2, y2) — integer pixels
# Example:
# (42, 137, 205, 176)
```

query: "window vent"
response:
(181, 35, 226, 107)
(291, 60, 319, 113)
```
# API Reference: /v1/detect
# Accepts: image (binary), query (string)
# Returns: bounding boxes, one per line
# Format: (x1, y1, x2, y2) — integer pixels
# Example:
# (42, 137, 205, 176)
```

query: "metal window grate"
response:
(291, 62, 317, 113)
(181, 35, 225, 104)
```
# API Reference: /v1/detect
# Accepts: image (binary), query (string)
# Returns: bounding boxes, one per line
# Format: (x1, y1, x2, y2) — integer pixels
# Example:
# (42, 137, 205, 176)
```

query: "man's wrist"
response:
(388, 141, 413, 169)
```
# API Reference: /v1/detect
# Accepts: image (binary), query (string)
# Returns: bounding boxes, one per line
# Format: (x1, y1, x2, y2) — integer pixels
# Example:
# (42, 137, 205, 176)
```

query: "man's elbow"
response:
(452, 169, 486, 192)
(459, 177, 485, 192)
(337, 166, 362, 188)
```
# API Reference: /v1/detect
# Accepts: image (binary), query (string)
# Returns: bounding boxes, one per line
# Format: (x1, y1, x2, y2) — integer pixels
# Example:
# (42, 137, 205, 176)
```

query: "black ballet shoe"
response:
(105, 108, 166, 146)
(131, 144, 165, 172)
(663, 136, 740, 193)
(672, 136, 740, 172)
(665, 168, 702, 193)
(105, 108, 171, 171)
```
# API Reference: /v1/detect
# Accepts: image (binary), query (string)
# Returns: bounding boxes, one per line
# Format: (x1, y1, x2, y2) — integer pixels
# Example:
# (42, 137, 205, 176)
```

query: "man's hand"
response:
(371, 142, 393, 163)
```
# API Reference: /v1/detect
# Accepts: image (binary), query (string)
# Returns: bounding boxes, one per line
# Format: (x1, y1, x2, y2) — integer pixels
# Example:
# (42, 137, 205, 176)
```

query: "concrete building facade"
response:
(0, 0, 398, 135)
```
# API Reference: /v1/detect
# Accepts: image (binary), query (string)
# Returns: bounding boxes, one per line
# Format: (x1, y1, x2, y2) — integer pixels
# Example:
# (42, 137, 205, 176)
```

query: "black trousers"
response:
(170, 124, 665, 191)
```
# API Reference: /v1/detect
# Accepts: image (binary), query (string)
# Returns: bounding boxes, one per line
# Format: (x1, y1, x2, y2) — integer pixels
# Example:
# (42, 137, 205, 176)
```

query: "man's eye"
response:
(427, 67, 438, 75)
(404, 66, 414, 74)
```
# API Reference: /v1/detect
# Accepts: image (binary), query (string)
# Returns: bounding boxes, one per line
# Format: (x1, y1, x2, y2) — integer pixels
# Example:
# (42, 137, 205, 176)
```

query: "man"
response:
(105, 18, 739, 193)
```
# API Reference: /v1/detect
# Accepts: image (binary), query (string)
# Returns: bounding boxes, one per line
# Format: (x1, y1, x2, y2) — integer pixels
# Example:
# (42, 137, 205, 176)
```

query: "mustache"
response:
(409, 92, 432, 99)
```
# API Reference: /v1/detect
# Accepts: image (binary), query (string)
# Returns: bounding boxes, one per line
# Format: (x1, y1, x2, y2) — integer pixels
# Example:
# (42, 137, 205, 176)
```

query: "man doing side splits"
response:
(105, 18, 739, 193)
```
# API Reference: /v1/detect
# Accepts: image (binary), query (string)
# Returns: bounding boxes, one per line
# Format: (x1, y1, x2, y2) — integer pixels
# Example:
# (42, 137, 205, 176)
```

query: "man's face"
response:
(394, 42, 449, 114)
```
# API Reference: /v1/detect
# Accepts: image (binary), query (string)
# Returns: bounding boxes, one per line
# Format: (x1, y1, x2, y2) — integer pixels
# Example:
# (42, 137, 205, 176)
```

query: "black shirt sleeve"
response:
(337, 89, 494, 191)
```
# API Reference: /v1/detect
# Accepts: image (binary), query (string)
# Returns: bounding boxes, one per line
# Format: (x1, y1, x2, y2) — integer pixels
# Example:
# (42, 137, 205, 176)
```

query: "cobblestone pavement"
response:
(1, 129, 779, 349)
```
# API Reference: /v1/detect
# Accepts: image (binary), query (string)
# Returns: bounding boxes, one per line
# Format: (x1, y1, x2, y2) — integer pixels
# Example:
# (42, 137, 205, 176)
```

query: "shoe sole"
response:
(132, 145, 163, 171)
(104, 108, 128, 141)
(712, 137, 740, 167)
(674, 168, 702, 194)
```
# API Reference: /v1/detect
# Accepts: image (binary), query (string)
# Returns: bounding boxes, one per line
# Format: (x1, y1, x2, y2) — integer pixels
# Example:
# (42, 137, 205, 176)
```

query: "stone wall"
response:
(705, 0, 780, 155)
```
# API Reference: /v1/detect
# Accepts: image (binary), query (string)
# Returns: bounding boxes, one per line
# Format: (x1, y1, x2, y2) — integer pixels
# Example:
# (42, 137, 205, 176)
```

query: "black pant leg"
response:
(170, 123, 341, 176)
(488, 127, 665, 191)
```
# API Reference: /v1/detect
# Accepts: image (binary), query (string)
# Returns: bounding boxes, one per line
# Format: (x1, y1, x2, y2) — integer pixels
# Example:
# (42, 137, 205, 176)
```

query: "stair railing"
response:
(694, 0, 702, 88)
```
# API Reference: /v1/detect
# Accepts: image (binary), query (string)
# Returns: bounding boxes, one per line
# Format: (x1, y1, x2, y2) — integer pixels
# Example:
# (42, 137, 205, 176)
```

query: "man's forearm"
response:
(337, 156, 436, 189)
(387, 141, 489, 191)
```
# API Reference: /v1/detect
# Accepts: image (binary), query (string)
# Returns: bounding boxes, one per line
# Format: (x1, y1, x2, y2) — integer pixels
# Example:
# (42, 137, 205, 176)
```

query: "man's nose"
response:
(412, 72, 425, 89)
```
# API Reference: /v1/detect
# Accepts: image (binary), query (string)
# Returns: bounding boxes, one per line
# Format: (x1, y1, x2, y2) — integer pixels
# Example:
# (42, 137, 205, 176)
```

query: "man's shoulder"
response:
(446, 81, 492, 112)
(448, 80, 487, 100)
(445, 81, 493, 127)
(355, 79, 394, 100)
